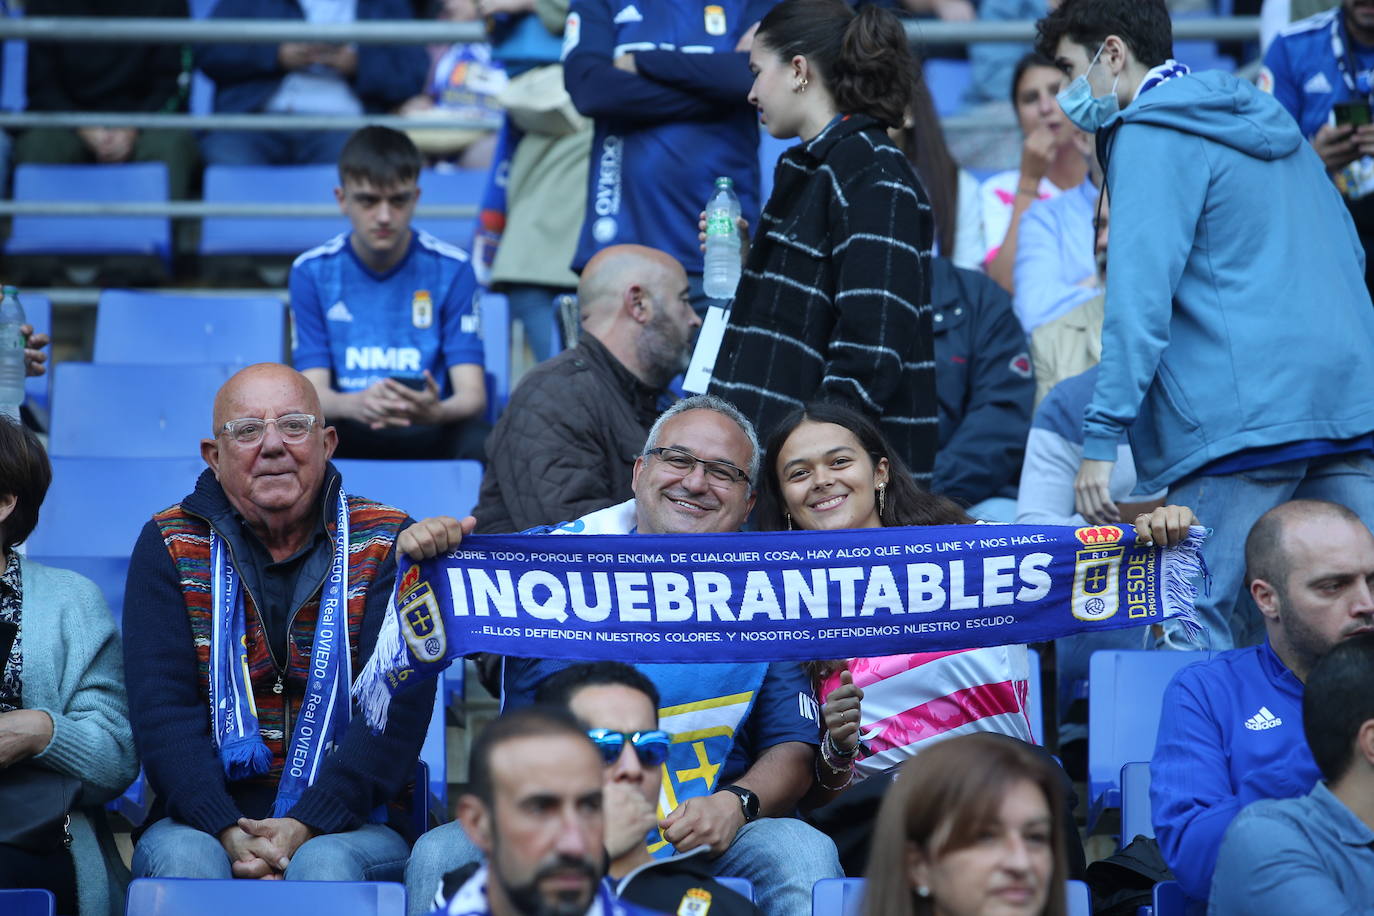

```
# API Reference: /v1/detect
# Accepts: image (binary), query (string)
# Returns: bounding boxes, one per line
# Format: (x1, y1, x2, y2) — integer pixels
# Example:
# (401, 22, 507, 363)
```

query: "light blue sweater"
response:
(16, 556, 138, 916)
(1087, 71, 1374, 492)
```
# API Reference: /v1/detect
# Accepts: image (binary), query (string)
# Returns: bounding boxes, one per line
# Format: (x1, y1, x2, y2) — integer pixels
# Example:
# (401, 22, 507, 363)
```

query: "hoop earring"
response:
(794, 76, 808, 93)
(786, 513, 793, 530)
(877, 483, 887, 519)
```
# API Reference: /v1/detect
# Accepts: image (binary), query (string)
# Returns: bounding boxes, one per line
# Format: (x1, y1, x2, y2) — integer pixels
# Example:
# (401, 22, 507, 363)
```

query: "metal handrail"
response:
(0, 111, 503, 131)
(0, 16, 1260, 45)
(0, 201, 475, 217)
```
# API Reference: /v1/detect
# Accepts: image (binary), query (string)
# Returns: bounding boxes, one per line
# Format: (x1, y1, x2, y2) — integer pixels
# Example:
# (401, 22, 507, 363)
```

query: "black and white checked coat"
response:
(708, 113, 938, 483)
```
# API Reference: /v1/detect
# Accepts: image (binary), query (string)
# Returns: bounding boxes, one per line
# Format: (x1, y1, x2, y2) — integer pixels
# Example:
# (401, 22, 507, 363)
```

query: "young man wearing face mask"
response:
(1036, 0, 1374, 651)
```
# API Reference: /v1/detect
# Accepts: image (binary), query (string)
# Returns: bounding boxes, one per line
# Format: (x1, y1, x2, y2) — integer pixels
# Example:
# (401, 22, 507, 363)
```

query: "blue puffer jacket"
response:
(196, 0, 428, 115)
(1085, 70, 1374, 492)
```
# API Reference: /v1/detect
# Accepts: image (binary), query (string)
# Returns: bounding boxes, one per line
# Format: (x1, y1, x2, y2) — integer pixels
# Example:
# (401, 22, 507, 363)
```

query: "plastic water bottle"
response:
(0, 287, 25, 422)
(703, 176, 741, 300)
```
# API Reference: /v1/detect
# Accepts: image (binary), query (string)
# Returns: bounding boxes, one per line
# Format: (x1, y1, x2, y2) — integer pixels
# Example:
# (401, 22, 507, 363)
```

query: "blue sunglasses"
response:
(586, 728, 672, 766)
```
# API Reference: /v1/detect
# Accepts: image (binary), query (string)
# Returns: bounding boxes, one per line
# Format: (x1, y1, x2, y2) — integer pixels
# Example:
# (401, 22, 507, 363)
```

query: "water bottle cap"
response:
(1, 287, 15, 297)
(714, 176, 734, 189)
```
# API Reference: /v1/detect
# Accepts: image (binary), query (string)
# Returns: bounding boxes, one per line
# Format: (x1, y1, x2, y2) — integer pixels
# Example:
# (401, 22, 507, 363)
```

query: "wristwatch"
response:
(720, 784, 760, 823)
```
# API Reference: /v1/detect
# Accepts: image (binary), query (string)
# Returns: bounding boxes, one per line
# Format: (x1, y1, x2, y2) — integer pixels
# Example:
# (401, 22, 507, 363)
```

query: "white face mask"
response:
(1056, 43, 1120, 133)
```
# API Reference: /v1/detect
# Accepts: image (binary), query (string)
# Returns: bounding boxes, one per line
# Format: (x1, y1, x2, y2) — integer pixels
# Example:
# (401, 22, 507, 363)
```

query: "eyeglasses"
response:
(645, 447, 749, 486)
(220, 413, 319, 445)
(586, 728, 672, 767)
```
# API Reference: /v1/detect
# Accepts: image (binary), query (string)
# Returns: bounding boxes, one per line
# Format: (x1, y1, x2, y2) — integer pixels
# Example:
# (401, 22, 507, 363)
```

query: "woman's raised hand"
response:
(823, 667, 865, 754)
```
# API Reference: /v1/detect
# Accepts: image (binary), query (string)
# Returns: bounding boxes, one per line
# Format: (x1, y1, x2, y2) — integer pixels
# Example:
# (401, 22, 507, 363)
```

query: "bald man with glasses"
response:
(122, 362, 442, 883)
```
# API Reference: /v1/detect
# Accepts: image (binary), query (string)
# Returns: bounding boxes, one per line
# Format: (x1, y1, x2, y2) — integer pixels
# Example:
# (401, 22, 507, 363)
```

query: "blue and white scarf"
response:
(209, 492, 353, 816)
(356, 514, 1207, 731)
(1135, 59, 1191, 101)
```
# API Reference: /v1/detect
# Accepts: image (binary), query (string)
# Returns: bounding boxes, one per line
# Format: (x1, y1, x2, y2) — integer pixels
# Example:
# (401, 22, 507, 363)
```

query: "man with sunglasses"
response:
(402, 394, 843, 916)
(123, 362, 438, 883)
(432, 664, 758, 916)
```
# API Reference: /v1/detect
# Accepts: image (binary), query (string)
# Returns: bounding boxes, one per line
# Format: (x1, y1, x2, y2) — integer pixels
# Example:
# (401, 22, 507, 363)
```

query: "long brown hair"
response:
(862, 734, 1069, 916)
(894, 67, 959, 260)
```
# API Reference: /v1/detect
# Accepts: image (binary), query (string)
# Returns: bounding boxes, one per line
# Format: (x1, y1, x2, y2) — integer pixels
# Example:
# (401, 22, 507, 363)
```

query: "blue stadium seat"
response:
(331, 459, 483, 521)
(758, 131, 797, 206)
(200, 164, 347, 256)
(94, 290, 287, 366)
(715, 877, 753, 902)
(1120, 760, 1153, 845)
(26, 455, 207, 615)
(126, 879, 406, 916)
(21, 292, 51, 416)
(1152, 879, 1204, 916)
(812, 877, 865, 915)
(1026, 646, 1043, 745)
(1, 3, 26, 114)
(1067, 879, 1091, 916)
(480, 290, 510, 423)
(0, 889, 55, 916)
(1087, 650, 1210, 826)
(416, 168, 483, 252)
(48, 363, 235, 459)
(924, 58, 973, 117)
(420, 678, 448, 817)
(8, 163, 172, 264)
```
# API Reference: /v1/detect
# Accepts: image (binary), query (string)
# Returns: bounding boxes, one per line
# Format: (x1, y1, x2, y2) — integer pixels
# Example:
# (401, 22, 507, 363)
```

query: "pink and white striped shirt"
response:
(820, 646, 1033, 780)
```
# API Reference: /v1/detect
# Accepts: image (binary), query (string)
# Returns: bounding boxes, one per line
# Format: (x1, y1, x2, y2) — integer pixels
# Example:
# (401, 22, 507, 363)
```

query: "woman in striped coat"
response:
(708, 0, 939, 485)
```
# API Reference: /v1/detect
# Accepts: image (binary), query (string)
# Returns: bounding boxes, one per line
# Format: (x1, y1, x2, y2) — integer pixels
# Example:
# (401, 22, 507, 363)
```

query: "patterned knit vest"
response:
(153, 496, 407, 791)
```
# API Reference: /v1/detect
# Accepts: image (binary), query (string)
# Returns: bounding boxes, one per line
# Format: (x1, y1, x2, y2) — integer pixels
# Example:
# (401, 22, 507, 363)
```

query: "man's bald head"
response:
(212, 363, 325, 435)
(202, 363, 336, 544)
(578, 245, 687, 328)
(1246, 499, 1366, 591)
(576, 245, 700, 389)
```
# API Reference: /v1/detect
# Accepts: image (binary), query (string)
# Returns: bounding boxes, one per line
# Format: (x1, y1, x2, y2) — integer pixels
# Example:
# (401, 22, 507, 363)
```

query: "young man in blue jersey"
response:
(1037, 0, 1374, 650)
(291, 126, 488, 460)
(1260, 0, 1374, 296)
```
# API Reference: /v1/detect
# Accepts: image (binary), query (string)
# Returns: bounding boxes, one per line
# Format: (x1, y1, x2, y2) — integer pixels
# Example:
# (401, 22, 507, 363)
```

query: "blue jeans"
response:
(199, 129, 351, 166)
(404, 821, 482, 916)
(131, 818, 410, 882)
(1165, 451, 1374, 651)
(709, 817, 843, 916)
(504, 283, 566, 364)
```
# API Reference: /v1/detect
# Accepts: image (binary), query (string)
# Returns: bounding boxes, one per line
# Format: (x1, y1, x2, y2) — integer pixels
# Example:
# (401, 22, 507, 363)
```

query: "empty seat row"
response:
(6, 164, 484, 265)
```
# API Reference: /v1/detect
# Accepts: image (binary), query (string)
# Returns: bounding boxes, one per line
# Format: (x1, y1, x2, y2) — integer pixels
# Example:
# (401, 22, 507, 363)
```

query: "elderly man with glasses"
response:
(402, 394, 843, 916)
(122, 362, 439, 883)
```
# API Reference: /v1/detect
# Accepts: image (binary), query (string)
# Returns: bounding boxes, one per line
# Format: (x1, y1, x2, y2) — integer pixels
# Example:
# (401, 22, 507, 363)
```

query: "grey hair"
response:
(642, 394, 761, 486)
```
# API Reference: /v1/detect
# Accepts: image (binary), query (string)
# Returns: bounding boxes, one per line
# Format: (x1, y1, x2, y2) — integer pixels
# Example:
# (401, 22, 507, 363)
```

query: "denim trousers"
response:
(131, 818, 409, 882)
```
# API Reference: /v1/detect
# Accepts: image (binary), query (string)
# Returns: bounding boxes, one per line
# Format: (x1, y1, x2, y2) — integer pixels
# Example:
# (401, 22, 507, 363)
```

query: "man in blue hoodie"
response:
(1036, 0, 1374, 650)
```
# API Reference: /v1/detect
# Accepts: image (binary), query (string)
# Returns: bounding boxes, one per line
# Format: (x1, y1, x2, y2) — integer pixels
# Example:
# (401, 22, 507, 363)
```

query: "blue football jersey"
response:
(563, 0, 775, 273)
(290, 229, 484, 398)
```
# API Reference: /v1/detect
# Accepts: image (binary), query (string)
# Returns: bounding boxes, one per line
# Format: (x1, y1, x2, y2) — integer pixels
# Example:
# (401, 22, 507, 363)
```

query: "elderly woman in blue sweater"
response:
(0, 417, 138, 915)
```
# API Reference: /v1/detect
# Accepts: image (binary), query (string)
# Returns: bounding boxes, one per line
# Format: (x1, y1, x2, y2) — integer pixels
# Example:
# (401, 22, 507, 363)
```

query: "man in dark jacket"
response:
(473, 244, 701, 533)
(930, 257, 1035, 520)
(123, 363, 436, 881)
(17, 0, 197, 198)
(195, 0, 428, 166)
